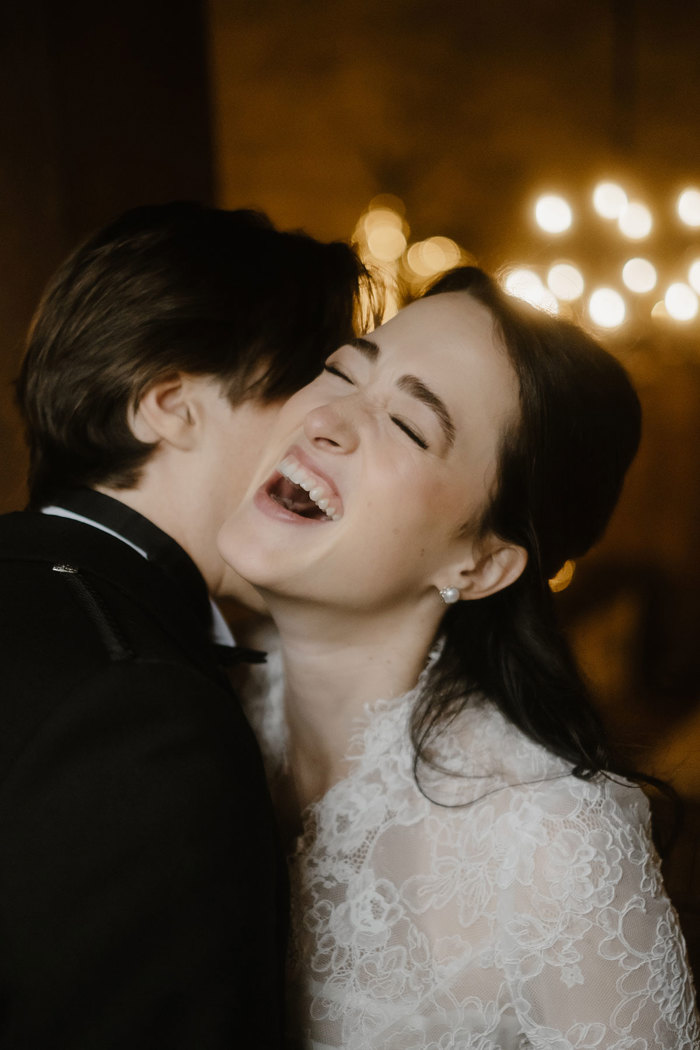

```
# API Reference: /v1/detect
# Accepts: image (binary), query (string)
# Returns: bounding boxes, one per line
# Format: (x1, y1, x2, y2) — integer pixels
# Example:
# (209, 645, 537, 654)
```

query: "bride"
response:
(219, 267, 699, 1048)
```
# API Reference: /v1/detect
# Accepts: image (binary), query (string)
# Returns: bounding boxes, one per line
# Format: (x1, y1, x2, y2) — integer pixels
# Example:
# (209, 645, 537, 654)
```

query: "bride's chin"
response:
(218, 556, 273, 593)
(216, 518, 257, 568)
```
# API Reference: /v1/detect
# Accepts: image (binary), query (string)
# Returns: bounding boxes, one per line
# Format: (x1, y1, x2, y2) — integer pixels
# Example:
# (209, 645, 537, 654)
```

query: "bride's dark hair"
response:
(413, 266, 643, 783)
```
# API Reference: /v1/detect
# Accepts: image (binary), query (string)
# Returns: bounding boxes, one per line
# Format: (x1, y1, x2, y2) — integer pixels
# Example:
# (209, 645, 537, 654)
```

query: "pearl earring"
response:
(439, 586, 460, 605)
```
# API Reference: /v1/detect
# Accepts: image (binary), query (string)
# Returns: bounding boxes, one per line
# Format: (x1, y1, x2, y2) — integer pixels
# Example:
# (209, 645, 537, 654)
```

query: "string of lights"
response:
(353, 183, 700, 333)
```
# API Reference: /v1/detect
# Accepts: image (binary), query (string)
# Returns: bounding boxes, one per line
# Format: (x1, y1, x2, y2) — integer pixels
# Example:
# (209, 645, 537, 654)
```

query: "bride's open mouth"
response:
(261, 452, 343, 523)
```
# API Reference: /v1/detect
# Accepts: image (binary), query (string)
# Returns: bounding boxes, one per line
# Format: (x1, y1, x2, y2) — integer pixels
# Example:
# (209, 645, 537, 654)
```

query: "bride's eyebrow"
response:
(345, 337, 456, 449)
(398, 375, 456, 449)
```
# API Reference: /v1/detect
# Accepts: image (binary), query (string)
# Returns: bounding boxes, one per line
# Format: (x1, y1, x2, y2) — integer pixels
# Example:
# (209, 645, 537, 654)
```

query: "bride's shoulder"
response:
(420, 696, 567, 785)
(421, 696, 651, 837)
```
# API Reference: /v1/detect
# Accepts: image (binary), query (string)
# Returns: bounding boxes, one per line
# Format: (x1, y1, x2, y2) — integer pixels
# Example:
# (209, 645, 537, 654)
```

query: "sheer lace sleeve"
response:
(490, 777, 699, 1047)
(385, 768, 699, 1049)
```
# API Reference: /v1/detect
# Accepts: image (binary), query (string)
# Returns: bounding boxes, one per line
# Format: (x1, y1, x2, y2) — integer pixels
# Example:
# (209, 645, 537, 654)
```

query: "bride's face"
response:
(217, 291, 520, 613)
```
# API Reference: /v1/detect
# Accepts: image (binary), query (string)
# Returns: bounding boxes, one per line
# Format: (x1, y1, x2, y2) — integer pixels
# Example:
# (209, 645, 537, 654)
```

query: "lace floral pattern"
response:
(243, 662, 699, 1049)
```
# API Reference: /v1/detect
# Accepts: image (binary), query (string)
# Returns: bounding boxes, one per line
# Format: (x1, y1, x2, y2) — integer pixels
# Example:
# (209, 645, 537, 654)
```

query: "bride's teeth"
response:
(275, 456, 341, 520)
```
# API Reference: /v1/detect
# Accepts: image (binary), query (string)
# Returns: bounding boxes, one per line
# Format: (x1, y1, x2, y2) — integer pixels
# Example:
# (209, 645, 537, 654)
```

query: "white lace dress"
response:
(243, 653, 700, 1050)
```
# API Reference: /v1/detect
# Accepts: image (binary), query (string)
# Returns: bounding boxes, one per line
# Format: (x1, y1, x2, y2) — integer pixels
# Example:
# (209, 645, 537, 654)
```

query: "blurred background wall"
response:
(2, 0, 699, 966)
(0, 0, 214, 510)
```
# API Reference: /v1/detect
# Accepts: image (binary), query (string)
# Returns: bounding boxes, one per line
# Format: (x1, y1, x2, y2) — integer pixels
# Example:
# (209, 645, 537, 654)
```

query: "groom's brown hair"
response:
(17, 202, 374, 507)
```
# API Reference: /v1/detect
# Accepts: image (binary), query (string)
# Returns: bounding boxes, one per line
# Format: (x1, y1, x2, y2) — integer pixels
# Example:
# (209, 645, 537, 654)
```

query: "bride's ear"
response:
(435, 536, 528, 603)
(129, 374, 199, 451)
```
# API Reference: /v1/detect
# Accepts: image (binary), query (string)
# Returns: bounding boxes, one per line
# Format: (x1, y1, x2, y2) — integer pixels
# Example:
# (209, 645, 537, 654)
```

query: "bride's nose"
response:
(303, 399, 360, 453)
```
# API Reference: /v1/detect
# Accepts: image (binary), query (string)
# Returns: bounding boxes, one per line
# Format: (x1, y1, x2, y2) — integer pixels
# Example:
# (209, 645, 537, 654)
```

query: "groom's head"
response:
(17, 202, 374, 595)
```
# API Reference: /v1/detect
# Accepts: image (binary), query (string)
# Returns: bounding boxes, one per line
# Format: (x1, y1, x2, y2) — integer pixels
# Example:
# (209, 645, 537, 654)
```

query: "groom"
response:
(0, 203, 370, 1048)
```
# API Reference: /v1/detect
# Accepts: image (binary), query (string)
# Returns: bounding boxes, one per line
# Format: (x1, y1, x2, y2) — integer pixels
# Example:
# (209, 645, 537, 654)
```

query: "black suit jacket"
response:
(0, 492, 286, 1049)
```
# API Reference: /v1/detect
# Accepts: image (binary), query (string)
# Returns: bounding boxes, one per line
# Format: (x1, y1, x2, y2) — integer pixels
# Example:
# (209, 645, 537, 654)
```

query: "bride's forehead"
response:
(371, 294, 500, 370)
(367, 296, 518, 426)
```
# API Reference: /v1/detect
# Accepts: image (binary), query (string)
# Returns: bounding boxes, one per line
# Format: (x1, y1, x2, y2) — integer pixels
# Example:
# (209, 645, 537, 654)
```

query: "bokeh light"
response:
(534, 195, 572, 234)
(406, 236, 462, 277)
(354, 176, 700, 337)
(534, 288, 559, 314)
(589, 287, 626, 328)
(504, 268, 542, 300)
(355, 203, 408, 263)
(677, 188, 700, 227)
(366, 225, 407, 262)
(618, 201, 653, 239)
(593, 181, 628, 220)
(362, 207, 404, 234)
(547, 262, 584, 301)
(622, 257, 657, 294)
(665, 282, 698, 321)
(504, 268, 558, 313)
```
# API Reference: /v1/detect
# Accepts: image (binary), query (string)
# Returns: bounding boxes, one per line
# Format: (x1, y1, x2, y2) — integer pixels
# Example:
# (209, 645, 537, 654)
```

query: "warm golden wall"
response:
(208, 0, 700, 261)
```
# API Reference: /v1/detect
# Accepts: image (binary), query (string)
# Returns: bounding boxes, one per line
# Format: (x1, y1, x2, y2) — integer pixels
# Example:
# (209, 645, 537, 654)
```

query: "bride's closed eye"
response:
(390, 417, 428, 449)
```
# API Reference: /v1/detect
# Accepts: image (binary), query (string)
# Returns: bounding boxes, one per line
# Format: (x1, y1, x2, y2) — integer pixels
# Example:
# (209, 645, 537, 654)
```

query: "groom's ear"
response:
(129, 374, 201, 451)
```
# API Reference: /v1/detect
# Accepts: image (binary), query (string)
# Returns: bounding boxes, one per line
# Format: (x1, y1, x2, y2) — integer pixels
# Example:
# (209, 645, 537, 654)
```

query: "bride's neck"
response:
(264, 597, 441, 807)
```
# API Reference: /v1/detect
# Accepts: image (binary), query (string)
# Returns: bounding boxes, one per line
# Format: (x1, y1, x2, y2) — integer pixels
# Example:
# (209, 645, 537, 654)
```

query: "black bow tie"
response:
(212, 643, 267, 667)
